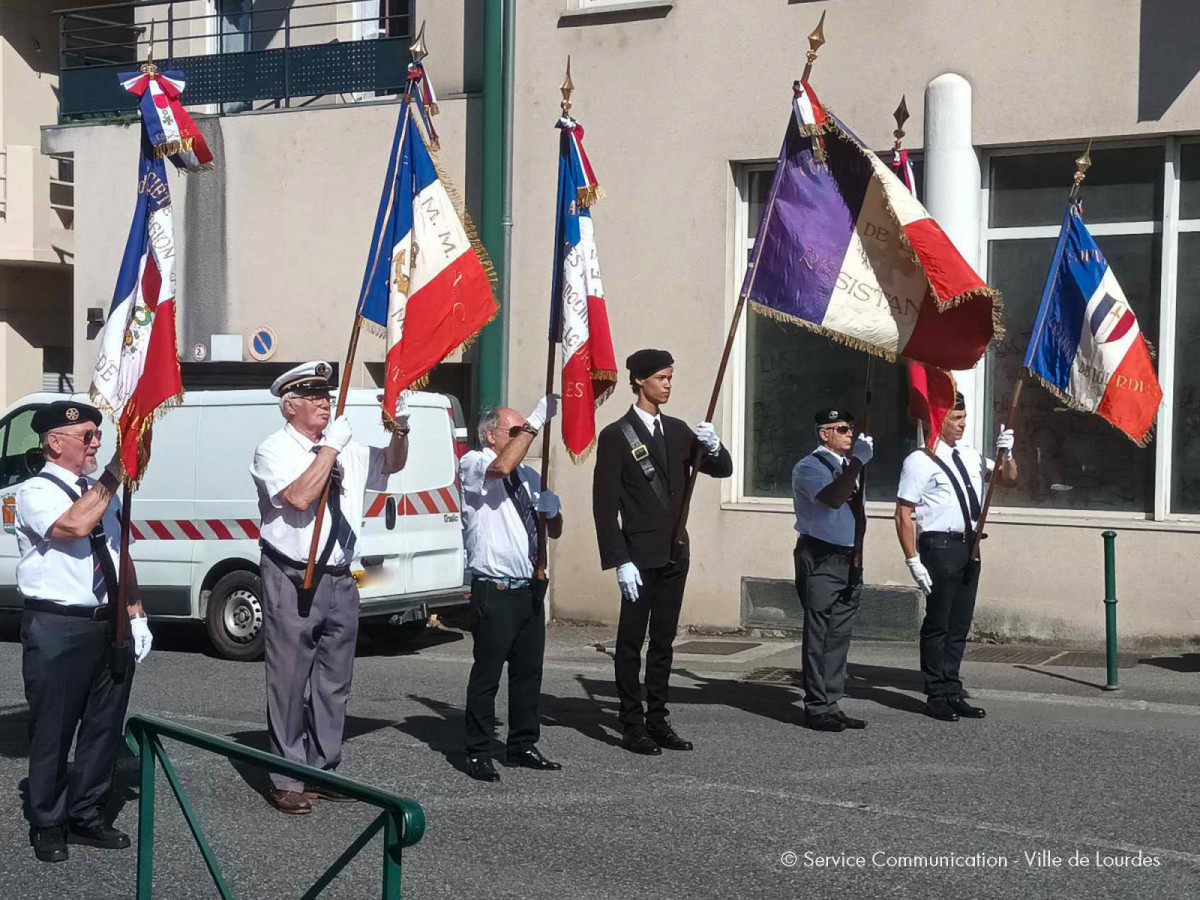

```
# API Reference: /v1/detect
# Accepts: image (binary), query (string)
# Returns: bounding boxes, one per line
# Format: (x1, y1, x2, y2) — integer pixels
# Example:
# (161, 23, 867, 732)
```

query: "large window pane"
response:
(1172, 233, 1200, 512)
(747, 168, 773, 241)
(990, 147, 1163, 228)
(986, 235, 1160, 513)
(744, 313, 914, 500)
(1179, 144, 1200, 219)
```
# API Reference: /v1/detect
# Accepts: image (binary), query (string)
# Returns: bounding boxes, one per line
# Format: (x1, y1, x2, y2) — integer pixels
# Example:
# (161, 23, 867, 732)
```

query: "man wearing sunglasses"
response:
(459, 395, 562, 782)
(792, 408, 873, 733)
(250, 361, 409, 815)
(17, 400, 152, 863)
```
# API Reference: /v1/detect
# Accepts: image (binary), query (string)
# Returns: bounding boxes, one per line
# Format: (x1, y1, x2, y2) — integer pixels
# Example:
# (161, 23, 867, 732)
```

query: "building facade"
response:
(43, 0, 1200, 643)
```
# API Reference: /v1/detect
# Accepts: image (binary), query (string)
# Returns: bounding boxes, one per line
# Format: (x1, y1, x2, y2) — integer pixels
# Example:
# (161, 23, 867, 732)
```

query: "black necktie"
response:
(503, 472, 537, 570)
(951, 449, 982, 522)
(78, 477, 119, 604)
(652, 418, 667, 463)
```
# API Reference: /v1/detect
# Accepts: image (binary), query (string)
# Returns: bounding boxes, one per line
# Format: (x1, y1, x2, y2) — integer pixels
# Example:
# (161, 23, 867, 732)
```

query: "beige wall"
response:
(42, 0, 1200, 642)
(0, 264, 71, 406)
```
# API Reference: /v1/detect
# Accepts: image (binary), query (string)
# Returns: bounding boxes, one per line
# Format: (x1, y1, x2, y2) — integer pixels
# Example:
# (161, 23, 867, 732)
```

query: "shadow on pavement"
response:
(396, 694, 476, 775)
(0, 703, 30, 759)
(1013, 664, 1109, 691)
(1140, 653, 1200, 673)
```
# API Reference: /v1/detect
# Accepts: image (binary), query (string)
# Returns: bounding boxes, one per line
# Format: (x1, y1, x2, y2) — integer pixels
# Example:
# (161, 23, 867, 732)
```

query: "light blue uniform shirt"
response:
(792, 446, 857, 548)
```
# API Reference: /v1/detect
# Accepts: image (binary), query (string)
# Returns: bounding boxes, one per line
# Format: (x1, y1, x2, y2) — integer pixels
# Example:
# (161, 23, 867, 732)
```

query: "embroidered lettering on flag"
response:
(745, 80, 1002, 371)
(119, 67, 213, 173)
(551, 118, 616, 462)
(1023, 202, 1162, 446)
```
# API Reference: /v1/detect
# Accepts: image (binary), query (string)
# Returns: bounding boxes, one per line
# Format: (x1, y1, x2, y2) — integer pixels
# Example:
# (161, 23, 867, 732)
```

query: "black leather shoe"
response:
(466, 755, 500, 782)
(947, 696, 986, 719)
(30, 826, 67, 863)
(925, 699, 961, 722)
(646, 723, 694, 751)
(835, 711, 868, 730)
(67, 822, 131, 850)
(803, 712, 846, 732)
(507, 747, 563, 770)
(621, 728, 663, 756)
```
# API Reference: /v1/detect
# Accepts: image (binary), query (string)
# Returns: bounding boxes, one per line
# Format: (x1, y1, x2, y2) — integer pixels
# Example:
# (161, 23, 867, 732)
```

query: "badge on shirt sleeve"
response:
(2, 495, 15, 535)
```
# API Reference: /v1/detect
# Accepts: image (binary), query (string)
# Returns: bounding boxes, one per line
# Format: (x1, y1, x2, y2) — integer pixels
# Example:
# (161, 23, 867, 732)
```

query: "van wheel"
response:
(206, 571, 265, 662)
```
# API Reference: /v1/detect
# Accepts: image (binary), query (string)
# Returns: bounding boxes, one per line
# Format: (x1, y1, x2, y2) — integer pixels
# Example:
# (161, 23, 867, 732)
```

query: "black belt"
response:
(260, 541, 352, 578)
(797, 534, 854, 558)
(24, 598, 111, 621)
(919, 531, 970, 544)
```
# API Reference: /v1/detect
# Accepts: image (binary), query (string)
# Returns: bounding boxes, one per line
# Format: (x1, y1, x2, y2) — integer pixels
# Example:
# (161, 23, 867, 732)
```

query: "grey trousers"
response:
(794, 537, 861, 716)
(261, 554, 359, 792)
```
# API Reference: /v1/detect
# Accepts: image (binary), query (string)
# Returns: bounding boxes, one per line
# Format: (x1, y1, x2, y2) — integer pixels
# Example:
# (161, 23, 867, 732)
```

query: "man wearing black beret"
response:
(593, 349, 733, 755)
(17, 400, 152, 862)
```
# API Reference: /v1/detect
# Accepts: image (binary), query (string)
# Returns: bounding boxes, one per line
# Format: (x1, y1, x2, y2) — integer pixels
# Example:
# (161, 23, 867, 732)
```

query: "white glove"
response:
(695, 422, 720, 455)
(393, 394, 411, 432)
(616, 562, 642, 602)
(534, 489, 562, 518)
(852, 433, 874, 465)
(321, 415, 353, 453)
(130, 615, 153, 663)
(905, 557, 932, 596)
(996, 427, 1015, 456)
(525, 394, 560, 431)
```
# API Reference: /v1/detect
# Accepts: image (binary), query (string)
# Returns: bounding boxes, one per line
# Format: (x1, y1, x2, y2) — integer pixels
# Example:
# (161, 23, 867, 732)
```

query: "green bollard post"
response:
(1102, 531, 1119, 691)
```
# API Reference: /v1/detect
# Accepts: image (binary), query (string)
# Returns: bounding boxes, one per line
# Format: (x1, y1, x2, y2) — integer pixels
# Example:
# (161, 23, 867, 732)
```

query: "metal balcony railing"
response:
(57, 0, 416, 121)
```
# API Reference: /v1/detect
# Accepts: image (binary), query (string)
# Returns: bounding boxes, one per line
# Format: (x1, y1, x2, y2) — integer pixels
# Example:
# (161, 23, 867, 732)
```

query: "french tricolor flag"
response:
(1024, 203, 1162, 445)
(90, 154, 182, 484)
(551, 117, 616, 461)
(359, 98, 497, 430)
(746, 81, 1000, 371)
(119, 68, 213, 173)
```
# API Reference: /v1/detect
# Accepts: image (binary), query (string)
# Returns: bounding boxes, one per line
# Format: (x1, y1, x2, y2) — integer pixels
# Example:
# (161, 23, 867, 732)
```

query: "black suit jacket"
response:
(592, 407, 733, 571)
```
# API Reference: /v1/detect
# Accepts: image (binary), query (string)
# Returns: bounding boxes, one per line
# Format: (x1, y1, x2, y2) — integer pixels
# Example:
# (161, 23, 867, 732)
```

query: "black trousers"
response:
(464, 578, 547, 756)
(918, 533, 980, 698)
(794, 538, 861, 716)
(614, 560, 690, 730)
(21, 610, 134, 829)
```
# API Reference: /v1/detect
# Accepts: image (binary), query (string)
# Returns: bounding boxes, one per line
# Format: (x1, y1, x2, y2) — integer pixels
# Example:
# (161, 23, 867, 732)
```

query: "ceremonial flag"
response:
(745, 81, 1001, 370)
(359, 84, 497, 431)
(550, 116, 616, 461)
(119, 68, 213, 173)
(90, 142, 183, 484)
(1023, 201, 1161, 445)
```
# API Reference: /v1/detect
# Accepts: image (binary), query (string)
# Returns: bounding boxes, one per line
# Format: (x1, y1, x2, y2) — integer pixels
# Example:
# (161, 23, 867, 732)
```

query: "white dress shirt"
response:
(792, 446, 857, 548)
(897, 441, 993, 534)
(16, 461, 123, 607)
(250, 423, 387, 567)
(631, 404, 663, 437)
(460, 447, 545, 580)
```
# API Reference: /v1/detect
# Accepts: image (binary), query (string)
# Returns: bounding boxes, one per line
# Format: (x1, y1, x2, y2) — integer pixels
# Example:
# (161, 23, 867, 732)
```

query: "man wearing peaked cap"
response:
(17, 399, 153, 862)
(593, 349, 732, 756)
(791, 406, 872, 733)
(250, 361, 409, 815)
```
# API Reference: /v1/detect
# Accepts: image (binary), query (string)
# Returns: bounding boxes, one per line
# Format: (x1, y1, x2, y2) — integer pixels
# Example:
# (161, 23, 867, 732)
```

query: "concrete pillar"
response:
(924, 73, 985, 445)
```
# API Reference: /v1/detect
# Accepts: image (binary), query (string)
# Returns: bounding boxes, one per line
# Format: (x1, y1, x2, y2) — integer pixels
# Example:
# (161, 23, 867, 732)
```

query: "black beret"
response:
(953, 392, 966, 411)
(814, 407, 855, 426)
(32, 400, 102, 435)
(626, 348, 674, 379)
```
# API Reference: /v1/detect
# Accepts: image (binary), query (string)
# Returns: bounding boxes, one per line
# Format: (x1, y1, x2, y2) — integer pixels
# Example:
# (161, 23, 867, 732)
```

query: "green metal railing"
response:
(125, 715, 425, 899)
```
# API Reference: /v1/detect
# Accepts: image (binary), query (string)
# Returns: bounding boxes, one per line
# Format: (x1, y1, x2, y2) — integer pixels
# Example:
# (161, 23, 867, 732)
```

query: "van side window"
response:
(0, 407, 44, 489)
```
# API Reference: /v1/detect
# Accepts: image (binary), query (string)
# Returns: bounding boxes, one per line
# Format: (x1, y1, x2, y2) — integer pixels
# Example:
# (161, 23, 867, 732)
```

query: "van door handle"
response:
(385, 496, 397, 530)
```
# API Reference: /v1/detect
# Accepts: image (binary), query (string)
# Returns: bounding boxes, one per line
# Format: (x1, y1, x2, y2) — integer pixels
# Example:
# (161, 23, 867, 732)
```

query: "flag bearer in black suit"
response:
(592, 349, 733, 755)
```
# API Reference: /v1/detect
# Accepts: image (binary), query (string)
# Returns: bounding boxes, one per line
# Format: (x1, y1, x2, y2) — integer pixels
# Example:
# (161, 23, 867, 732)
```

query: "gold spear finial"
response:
(140, 20, 157, 74)
(893, 95, 910, 148)
(801, 11, 827, 82)
(409, 20, 428, 64)
(1071, 139, 1093, 198)
(560, 56, 574, 116)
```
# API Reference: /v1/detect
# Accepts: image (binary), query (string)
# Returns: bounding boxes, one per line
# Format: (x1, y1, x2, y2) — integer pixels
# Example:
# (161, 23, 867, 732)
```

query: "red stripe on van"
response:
(404, 497, 419, 516)
(131, 523, 145, 541)
(437, 487, 458, 512)
(177, 520, 203, 541)
(208, 520, 232, 540)
(238, 519, 260, 539)
(148, 521, 174, 540)
(366, 494, 388, 518)
(417, 491, 438, 514)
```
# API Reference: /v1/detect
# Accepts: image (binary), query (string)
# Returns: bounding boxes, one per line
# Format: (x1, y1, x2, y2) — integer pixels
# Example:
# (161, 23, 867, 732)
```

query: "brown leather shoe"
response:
(304, 785, 358, 803)
(268, 789, 313, 815)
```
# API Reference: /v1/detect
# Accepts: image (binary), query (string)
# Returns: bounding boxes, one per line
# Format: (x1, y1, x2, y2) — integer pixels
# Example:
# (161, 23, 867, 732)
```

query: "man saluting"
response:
(593, 349, 732, 756)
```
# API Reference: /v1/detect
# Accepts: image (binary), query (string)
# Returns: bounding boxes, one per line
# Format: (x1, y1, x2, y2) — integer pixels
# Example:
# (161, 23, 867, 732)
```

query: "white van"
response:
(0, 389, 470, 661)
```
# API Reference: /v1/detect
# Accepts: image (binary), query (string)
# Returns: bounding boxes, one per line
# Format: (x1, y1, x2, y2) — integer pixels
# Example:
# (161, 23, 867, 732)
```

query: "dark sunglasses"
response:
(52, 429, 102, 445)
(824, 424, 853, 435)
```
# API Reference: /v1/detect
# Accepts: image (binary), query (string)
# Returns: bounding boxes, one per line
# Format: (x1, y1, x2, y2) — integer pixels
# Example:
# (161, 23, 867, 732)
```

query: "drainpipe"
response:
(476, 0, 509, 413)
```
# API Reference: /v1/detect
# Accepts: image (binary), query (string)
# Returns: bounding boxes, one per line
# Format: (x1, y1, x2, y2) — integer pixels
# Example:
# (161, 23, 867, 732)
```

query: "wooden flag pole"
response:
(969, 142, 1092, 563)
(302, 27, 427, 589)
(534, 59, 576, 582)
(110, 483, 133, 677)
(670, 14, 827, 552)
